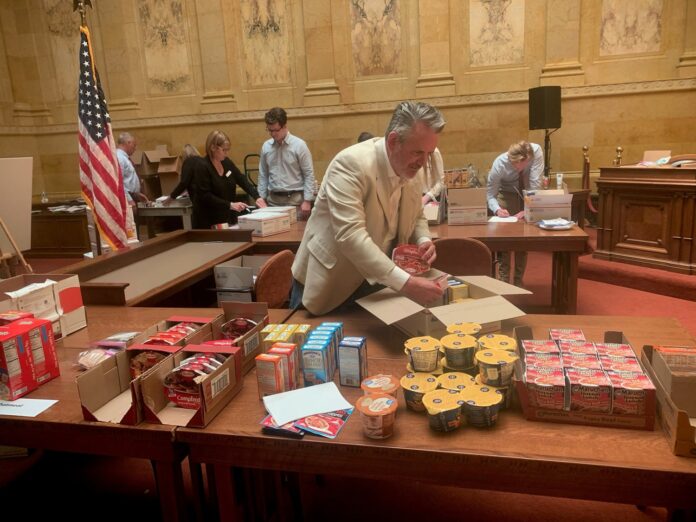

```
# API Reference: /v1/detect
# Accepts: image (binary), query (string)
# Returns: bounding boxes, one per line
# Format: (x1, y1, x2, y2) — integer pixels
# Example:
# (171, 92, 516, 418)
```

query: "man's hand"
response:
(230, 201, 248, 212)
(256, 198, 267, 208)
(418, 240, 437, 265)
(299, 200, 312, 220)
(136, 192, 149, 203)
(513, 210, 525, 219)
(400, 276, 445, 305)
(496, 208, 510, 217)
(421, 194, 432, 206)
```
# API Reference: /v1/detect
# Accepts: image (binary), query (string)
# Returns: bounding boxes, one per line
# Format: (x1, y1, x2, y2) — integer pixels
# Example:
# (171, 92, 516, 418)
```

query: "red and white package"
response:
(392, 244, 430, 275)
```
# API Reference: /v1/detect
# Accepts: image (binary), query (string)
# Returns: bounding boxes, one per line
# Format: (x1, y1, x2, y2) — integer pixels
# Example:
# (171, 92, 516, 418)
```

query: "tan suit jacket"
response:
(292, 138, 430, 315)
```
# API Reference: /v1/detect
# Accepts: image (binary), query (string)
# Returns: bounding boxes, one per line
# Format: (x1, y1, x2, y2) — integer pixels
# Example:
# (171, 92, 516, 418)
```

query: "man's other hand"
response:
(418, 240, 437, 265)
(299, 200, 312, 220)
(400, 276, 445, 305)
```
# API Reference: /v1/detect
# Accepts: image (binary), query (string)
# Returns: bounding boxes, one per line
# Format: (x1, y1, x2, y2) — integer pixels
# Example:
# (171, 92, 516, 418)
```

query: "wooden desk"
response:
(137, 200, 193, 238)
(595, 166, 696, 274)
(30, 203, 90, 257)
(178, 310, 696, 520)
(433, 223, 587, 314)
(252, 222, 587, 314)
(53, 230, 254, 307)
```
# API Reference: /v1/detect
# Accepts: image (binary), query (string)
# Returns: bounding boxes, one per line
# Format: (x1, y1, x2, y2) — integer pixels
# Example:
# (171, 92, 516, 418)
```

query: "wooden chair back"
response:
(254, 249, 295, 308)
(431, 238, 493, 277)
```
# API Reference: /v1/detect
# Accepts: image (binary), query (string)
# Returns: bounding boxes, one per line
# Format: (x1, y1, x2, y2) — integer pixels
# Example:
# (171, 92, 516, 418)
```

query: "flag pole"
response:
(73, 0, 92, 26)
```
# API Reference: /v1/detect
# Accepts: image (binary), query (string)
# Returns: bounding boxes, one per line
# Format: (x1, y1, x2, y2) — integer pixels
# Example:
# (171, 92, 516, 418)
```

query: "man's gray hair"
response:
(385, 101, 446, 141)
(118, 132, 134, 145)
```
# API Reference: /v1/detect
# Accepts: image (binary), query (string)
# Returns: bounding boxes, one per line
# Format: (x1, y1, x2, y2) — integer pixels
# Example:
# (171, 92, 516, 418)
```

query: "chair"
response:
(431, 238, 493, 276)
(253, 249, 295, 308)
(244, 154, 261, 187)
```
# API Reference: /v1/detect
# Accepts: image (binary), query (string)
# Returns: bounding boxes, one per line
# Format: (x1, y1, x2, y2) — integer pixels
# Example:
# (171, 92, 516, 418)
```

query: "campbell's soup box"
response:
(606, 371, 655, 415)
(594, 343, 635, 358)
(599, 355, 643, 374)
(549, 328, 585, 342)
(565, 368, 612, 413)
(524, 366, 566, 410)
(521, 339, 559, 355)
(524, 352, 563, 369)
(562, 353, 602, 370)
(558, 341, 596, 356)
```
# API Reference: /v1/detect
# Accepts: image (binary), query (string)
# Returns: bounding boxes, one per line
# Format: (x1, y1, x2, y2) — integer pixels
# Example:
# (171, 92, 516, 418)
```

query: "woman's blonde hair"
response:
(507, 141, 533, 164)
(181, 144, 201, 160)
(205, 130, 230, 158)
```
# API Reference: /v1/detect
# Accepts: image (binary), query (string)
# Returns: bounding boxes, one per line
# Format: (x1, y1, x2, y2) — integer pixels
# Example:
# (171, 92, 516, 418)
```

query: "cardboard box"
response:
(251, 206, 297, 224)
(648, 346, 696, 417)
(238, 212, 291, 237)
(214, 255, 272, 290)
(210, 302, 269, 375)
(0, 320, 40, 400)
(514, 328, 655, 430)
(641, 346, 696, 457)
(446, 187, 487, 225)
(132, 145, 169, 177)
(157, 155, 183, 197)
(423, 202, 443, 225)
(0, 274, 86, 339)
(357, 273, 529, 338)
(524, 187, 572, 223)
(76, 315, 219, 425)
(141, 344, 243, 428)
(216, 290, 253, 305)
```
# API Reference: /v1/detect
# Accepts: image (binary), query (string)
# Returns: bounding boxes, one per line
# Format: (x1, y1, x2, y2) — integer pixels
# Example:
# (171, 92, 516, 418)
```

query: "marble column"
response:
(415, 0, 455, 98)
(677, 0, 696, 78)
(302, 0, 340, 106)
(540, 0, 585, 87)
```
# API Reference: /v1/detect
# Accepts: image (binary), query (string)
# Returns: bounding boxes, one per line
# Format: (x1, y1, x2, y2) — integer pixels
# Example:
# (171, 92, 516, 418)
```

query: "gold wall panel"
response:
(350, 0, 402, 77)
(600, 0, 662, 57)
(469, 0, 525, 67)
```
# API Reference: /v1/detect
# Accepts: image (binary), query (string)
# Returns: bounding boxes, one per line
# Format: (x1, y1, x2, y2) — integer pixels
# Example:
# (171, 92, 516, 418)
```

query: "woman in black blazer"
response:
(192, 130, 266, 229)
(169, 144, 202, 201)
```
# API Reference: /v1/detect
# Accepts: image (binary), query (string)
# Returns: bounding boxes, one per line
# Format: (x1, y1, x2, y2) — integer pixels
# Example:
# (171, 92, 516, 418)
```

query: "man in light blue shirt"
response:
(116, 132, 147, 204)
(486, 141, 544, 286)
(258, 107, 315, 219)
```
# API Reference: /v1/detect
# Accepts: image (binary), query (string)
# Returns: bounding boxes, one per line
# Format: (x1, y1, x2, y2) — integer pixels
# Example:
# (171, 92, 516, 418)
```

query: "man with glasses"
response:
(258, 107, 316, 219)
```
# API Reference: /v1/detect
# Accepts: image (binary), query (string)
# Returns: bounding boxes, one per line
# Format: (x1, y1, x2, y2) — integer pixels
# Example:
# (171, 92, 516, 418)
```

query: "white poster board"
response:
(0, 157, 33, 253)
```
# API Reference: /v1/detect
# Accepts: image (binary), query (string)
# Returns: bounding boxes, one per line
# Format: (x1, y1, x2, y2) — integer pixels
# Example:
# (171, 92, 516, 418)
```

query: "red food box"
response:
(391, 244, 430, 275)
(0, 310, 34, 326)
(594, 342, 635, 358)
(599, 355, 642, 373)
(562, 353, 602, 370)
(524, 366, 566, 410)
(565, 368, 612, 413)
(606, 371, 655, 415)
(549, 328, 586, 342)
(558, 340, 597, 356)
(524, 352, 563, 368)
(0, 322, 38, 400)
(521, 339, 559, 355)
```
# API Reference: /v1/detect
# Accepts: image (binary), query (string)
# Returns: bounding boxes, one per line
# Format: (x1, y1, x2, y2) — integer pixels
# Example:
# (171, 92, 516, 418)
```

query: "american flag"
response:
(77, 25, 128, 250)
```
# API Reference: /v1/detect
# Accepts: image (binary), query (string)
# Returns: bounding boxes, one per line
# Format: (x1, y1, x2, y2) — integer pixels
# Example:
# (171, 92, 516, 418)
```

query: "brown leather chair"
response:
(431, 237, 493, 276)
(253, 249, 295, 308)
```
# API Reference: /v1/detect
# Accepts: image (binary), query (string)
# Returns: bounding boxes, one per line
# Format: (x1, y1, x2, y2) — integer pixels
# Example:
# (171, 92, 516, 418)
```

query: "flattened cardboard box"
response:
(141, 344, 243, 427)
(357, 273, 530, 339)
(642, 346, 696, 457)
(514, 328, 655, 431)
(76, 315, 219, 425)
(0, 273, 86, 339)
(209, 301, 269, 375)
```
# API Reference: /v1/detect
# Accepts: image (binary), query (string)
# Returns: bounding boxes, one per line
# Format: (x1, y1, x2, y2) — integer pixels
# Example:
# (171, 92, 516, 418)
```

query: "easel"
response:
(0, 217, 33, 278)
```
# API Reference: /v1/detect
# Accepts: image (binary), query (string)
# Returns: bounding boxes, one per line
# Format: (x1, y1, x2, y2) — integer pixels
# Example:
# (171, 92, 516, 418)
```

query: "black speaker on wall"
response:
(528, 86, 561, 130)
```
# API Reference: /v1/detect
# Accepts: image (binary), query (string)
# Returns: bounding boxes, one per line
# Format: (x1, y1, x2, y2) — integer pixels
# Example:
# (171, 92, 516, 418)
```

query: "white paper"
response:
(0, 398, 58, 417)
(262, 382, 353, 426)
(488, 216, 518, 223)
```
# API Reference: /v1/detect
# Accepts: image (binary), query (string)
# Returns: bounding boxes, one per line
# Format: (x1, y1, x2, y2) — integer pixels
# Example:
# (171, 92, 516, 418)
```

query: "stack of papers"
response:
(538, 218, 574, 229)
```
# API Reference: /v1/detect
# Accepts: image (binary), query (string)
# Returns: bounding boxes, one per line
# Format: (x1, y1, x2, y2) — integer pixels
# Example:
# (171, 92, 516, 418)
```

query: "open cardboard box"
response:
(641, 345, 696, 457)
(357, 272, 530, 339)
(524, 185, 572, 223)
(158, 155, 183, 196)
(76, 315, 219, 425)
(141, 344, 243, 427)
(214, 255, 272, 290)
(0, 273, 86, 339)
(513, 327, 655, 431)
(209, 302, 269, 375)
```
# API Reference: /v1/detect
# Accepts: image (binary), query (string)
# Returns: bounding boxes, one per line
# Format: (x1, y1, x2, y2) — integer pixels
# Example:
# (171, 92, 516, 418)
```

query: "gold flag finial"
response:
(73, 0, 93, 26)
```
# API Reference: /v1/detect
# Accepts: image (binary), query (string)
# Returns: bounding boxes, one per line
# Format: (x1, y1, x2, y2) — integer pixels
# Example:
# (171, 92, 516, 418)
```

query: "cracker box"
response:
(141, 344, 243, 427)
(302, 342, 332, 386)
(0, 321, 40, 400)
(256, 353, 286, 398)
(16, 318, 59, 386)
(268, 344, 297, 390)
(338, 336, 368, 387)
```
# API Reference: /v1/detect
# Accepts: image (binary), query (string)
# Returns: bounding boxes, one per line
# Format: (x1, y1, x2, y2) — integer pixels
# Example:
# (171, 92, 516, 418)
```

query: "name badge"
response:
(225, 170, 232, 177)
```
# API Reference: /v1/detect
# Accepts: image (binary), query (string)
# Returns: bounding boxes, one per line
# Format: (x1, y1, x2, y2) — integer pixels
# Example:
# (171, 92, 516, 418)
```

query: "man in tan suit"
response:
(291, 101, 446, 315)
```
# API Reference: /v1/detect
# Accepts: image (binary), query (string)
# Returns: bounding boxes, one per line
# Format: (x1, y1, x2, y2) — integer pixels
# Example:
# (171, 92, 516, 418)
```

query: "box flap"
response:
(356, 288, 425, 325)
(457, 275, 533, 296)
(429, 295, 525, 326)
(93, 389, 134, 423)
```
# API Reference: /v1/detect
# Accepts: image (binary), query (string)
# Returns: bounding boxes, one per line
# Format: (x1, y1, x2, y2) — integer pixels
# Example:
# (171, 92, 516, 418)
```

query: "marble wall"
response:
(0, 0, 694, 199)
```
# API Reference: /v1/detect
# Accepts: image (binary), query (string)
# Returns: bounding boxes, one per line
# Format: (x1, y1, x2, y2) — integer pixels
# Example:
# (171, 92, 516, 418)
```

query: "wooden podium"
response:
(595, 166, 696, 274)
